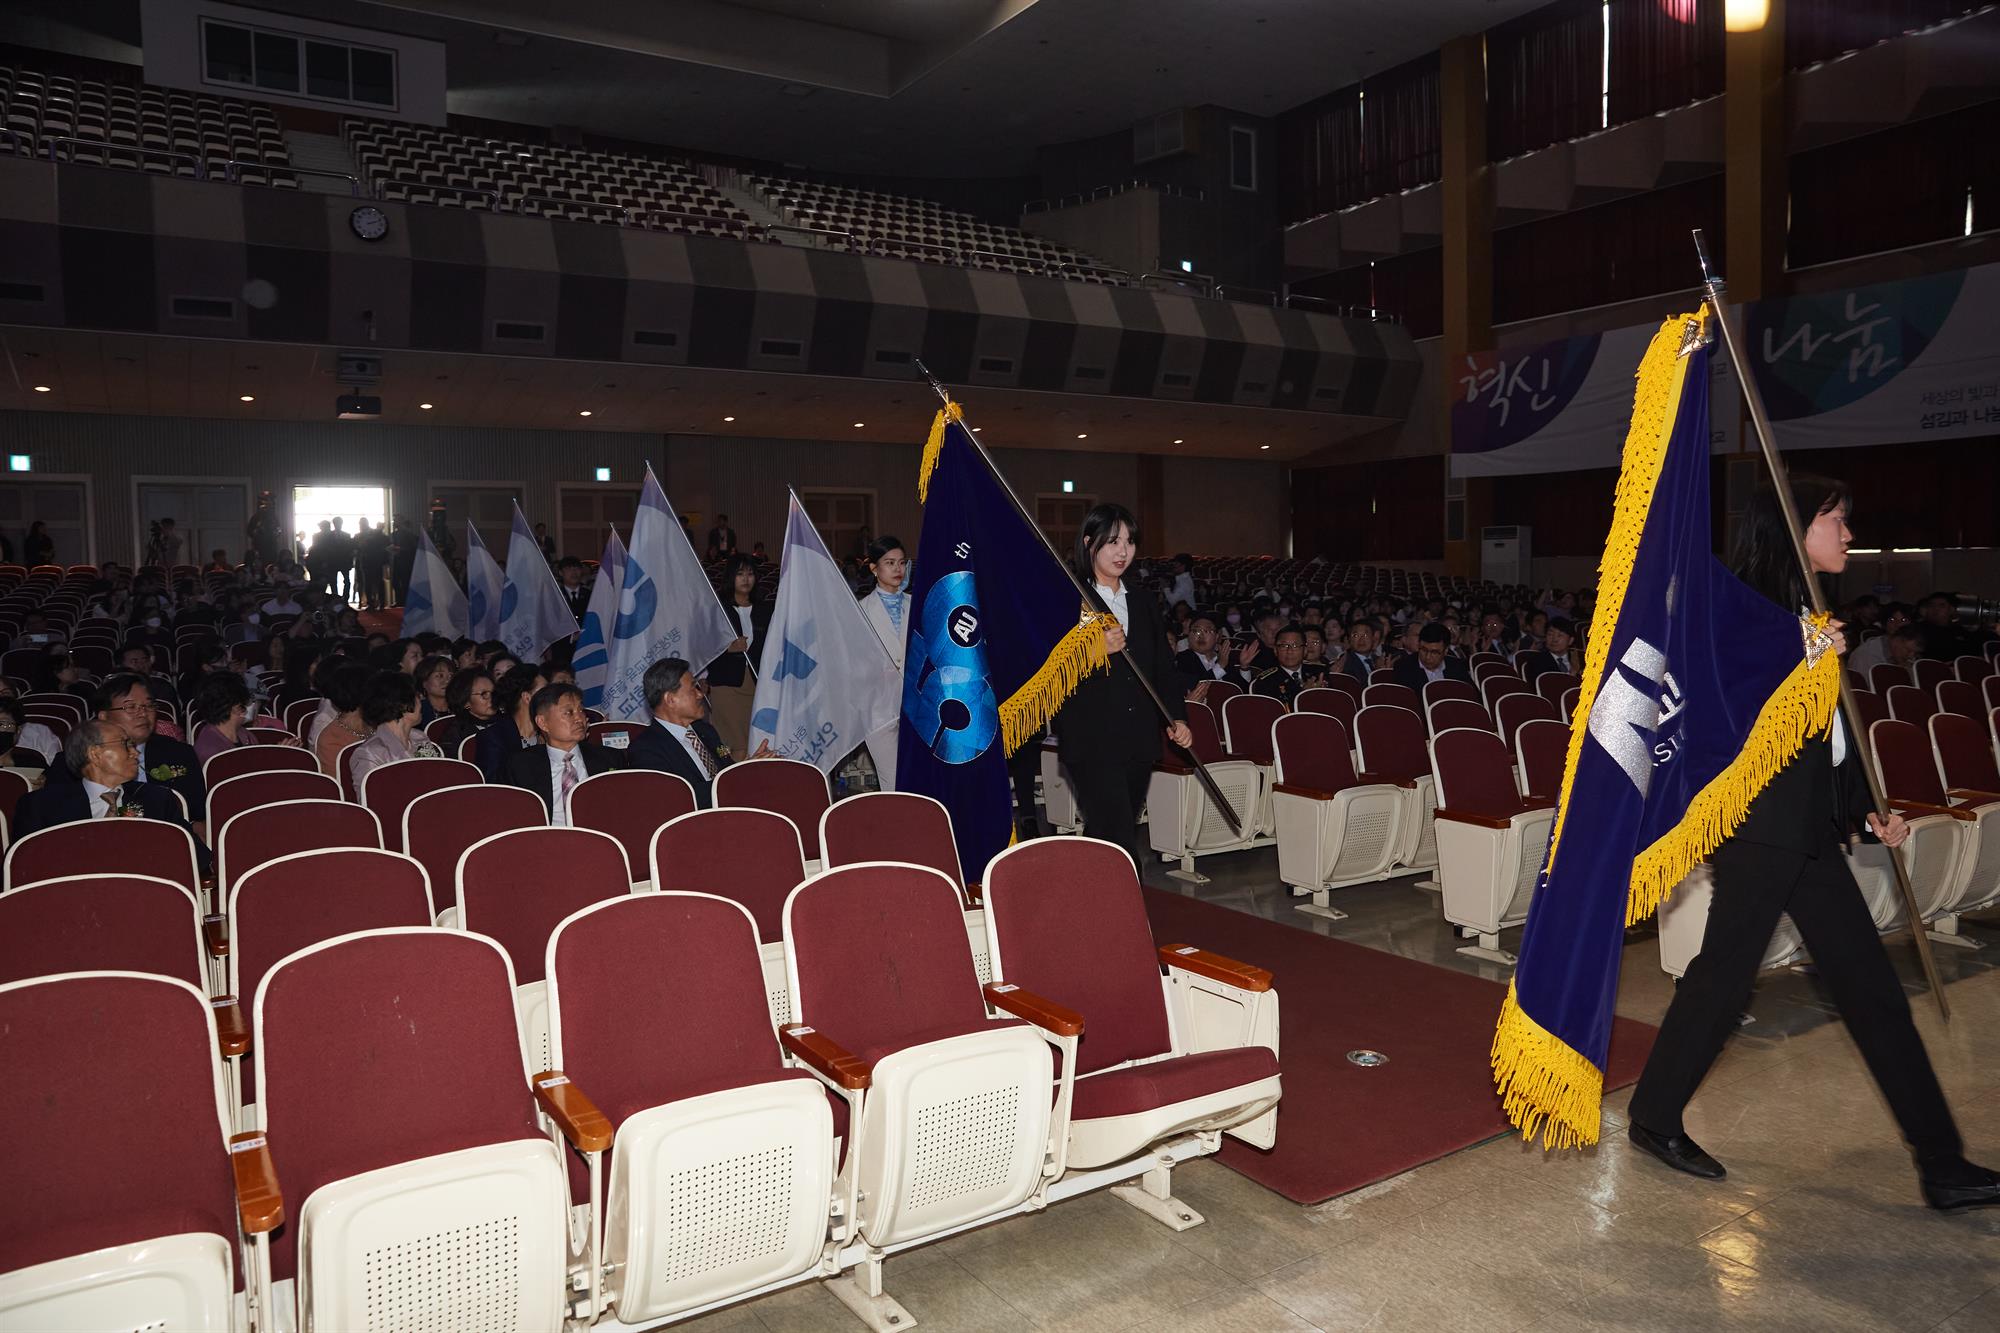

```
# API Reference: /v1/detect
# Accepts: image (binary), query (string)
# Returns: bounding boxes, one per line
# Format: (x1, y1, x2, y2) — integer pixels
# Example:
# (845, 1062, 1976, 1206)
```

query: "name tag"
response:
(601, 732, 630, 750)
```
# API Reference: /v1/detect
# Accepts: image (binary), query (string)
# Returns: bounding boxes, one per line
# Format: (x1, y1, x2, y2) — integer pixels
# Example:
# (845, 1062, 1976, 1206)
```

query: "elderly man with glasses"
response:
(10, 717, 201, 849)
(42, 673, 208, 837)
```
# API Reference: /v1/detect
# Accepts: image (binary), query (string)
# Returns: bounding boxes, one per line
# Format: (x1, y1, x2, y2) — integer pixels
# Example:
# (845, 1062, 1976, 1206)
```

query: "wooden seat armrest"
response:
(211, 997, 249, 1058)
(983, 982, 1083, 1036)
(228, 1132, 283, 1235)
(1273, 781, 1338, 801)
(1154, 760, 1194, 776)
(202, 913, 228, 958)
(531, 1071, 613, 1153)
(1159, 943, 1274, 993)
(1434, 808, 1514, 829)
(1947, 788, 2000, 805)
(1891, 799, 1976, 822)
(779, 1024, 871, 1090)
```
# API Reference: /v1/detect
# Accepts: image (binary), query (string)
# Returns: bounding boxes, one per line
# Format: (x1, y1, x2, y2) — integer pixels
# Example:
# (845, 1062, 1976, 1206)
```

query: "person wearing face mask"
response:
(1054, 503, 1190, 867)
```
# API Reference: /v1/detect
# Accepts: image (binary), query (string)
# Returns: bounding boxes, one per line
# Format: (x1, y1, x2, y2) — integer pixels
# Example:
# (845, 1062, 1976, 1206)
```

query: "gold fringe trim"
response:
(1492, 978, 1604, 1150)
(917, 400, 965, 504)
(1544, 316, 1695, 873)
(1623, 648, 1841, 925)
(997, 609, 1116, 757)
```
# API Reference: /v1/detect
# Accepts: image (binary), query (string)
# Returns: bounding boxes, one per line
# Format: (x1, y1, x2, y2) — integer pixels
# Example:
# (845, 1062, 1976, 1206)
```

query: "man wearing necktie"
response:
(10, 717, 204, 856)
(1251, 626, 1317, 706)
(624, 657, 772, 807)
(500, 683, 621, 824)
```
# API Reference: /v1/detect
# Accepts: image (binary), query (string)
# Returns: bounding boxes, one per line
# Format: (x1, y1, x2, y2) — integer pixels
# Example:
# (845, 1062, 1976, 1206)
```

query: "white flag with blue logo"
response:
(572, 526, 626, 709)
(601, 465, 736, 720)
(499, 503, 576, 664)
(402, 528, 466, 639)
(464, 520, 504, 641)
(749, 492, 900, 773)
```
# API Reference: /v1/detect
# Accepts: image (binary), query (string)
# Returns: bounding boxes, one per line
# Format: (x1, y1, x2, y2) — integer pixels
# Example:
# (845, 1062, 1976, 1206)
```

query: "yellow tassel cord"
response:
(1542, 316, 1694, 874)
(916, 400, 965, 503)
(1624, 648, 1840, 925)
(997, 609, 1116, 758)
(1492, 978, 1603, 1150)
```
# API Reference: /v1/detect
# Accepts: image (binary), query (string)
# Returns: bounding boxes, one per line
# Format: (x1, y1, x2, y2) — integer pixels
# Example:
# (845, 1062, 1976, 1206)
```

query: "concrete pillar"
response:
(1440, 33, 1494, 578)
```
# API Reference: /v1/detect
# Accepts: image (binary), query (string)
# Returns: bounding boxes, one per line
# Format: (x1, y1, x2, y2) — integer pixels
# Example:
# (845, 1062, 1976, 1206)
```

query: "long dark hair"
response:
(1075, 503, 1138, 582)
(1731, 471, 1850, 610)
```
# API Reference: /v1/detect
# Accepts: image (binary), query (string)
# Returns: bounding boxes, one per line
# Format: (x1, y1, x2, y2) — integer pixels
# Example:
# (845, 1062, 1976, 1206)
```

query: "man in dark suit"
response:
(1342, 619, 1385, 681)
(706, 514, 737, 562)
(499, 682, 621, 825)
(13, 718, 210, 871)
(1174, 615, 1233, 696)
(1392, 622, 1473, 693)
(45, 674, 207, 832)
(556, 558, 591, 623)
(624, 657, 770, 807)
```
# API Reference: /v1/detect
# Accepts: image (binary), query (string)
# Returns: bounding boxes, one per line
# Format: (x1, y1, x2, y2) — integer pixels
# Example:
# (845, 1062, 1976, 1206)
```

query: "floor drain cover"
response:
(1346, 1049, 1389, 1067)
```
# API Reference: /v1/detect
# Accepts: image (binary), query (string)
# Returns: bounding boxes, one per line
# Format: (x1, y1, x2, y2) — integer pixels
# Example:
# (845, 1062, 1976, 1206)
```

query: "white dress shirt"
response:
(1094, 581, 1130, 633)
(546, 743, 587, 825)
(82, 778, 120, 818)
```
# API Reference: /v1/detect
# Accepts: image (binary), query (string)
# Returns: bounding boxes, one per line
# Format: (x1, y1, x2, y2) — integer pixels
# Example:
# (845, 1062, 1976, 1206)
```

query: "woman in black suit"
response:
(704, 553, 773, 759)
(1626, 473, 1997, 1210)
(1054, 504, 1190, 868)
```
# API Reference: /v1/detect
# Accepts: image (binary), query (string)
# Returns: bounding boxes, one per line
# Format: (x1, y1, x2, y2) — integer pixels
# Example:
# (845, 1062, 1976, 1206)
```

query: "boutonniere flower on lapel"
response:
(713, 743, 734, 761)
(148, 763, 188, 782)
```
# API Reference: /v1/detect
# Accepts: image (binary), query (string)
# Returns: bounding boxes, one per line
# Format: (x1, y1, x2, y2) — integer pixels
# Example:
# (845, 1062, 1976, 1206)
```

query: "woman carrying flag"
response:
(1626, 474, 1998, 1211)
(1055, 503, 1192, 867)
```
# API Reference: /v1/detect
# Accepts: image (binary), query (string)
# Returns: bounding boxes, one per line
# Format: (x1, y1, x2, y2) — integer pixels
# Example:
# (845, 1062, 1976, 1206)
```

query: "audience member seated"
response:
(1848, 603, 1913, 676)
(9, 611, 67, 652)
(0, 698, 48, 771)
(1517, 617, 1583, 682)
(1915, 592, 1988, 662)
(348, 672, 440, 790)
(1251, 625, 1323, 705)
(500, 682, 620, 825)
(1393, 622, 1473, 692)
(0, 681, 64, 762)
(1176, 614, 1234, 694)
(1342, 619, 1386, 680)
(189, 671, 258, 766)
(476, 664, 546, 780)
(437, 666, 497, 752)
(624, 656, 768, 806)
(414, 653, 453, 726)
(311, 663, 373, 776)
(10, 718, 197, 843)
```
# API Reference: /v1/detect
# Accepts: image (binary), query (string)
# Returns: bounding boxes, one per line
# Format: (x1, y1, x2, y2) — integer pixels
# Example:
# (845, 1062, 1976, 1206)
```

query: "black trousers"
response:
(1630, 837, 1961, 1162)
(1063, 755, 1153, 869)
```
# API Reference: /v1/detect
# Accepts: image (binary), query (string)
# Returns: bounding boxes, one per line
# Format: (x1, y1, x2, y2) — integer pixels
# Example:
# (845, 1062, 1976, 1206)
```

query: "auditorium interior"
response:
(1, 1, 1998, 1330)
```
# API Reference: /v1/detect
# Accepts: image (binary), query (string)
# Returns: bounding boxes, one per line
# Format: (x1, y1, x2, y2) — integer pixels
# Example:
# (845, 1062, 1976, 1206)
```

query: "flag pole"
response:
(1690, 229, 1948, 1021)
(912, 360, 1244, 837)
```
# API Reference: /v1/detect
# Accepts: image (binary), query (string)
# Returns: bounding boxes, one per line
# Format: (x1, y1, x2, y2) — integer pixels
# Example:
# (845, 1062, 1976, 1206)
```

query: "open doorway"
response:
(291, 484, 389, 587)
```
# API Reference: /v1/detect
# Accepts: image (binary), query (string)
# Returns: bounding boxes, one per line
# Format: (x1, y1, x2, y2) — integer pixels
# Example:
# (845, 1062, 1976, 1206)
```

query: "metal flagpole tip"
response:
(1345, 1049, 1389, 1068)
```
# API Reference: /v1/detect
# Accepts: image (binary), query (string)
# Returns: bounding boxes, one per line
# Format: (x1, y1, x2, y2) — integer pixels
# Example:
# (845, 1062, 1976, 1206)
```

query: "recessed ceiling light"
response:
(852, 422, 864, 428)
(579, 410, 593, 417)
(419, 402, 434, 410)
(31, 385, 50, 393)
(1259, 444, 1271, 450)
(1173, 438, 1184, 444)
(971, 426, 981, 432)
(239, 394, 255, 402)
(1076, 433, 1088, 439)
(723, 415, 735, 422)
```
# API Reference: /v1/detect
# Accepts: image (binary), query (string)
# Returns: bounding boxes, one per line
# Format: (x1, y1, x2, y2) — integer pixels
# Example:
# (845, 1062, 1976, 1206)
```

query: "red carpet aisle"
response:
(1142, 889, 1658, 1205)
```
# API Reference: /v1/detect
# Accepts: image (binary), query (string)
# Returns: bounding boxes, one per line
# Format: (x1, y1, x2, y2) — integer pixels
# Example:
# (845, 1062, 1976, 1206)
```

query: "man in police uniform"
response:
(1252, 625, 1321, 705)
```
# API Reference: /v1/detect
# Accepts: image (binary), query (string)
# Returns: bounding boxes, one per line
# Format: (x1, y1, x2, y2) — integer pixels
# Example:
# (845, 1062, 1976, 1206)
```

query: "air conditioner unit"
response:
(1480, 525, 1531, 585)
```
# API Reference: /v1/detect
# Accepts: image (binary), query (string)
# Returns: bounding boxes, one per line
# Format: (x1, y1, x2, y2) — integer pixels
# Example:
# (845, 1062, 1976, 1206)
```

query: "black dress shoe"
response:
(1921, 1158, 2000, 1211)
(1628, 1124, 1727, 1180)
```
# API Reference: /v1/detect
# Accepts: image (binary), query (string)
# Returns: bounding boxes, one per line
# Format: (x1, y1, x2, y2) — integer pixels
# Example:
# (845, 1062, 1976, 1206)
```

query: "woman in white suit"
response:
(857, 535, 909, 790)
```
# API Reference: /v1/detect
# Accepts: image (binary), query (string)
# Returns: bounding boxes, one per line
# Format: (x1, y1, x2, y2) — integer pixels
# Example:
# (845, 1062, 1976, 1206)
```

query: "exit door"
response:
(137, 479, 249, 568)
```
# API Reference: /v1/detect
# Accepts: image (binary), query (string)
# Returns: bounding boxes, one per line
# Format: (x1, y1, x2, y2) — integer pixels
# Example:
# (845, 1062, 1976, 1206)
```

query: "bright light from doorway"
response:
(1061, 480, 1075, 494)
(595, 467, 612, 482)
(8, 455, 29, 472)
(290, 485, 389, 561)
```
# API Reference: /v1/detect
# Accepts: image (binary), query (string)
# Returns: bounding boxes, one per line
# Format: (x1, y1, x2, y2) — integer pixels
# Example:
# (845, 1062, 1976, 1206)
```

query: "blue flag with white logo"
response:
(748, 492, 900, 773)
(402, 527, 466, 640)
(1493, 316, 1841, 1150)
(898, 411, 1113, 879)
(573, 527, 626, 710)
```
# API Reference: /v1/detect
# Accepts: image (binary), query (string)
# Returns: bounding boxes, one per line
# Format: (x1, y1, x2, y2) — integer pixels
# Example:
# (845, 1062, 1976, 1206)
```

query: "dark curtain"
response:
(1606, 0, 1723, 126)
(1361, 54, 1443, 199)
(1293, 456, 1446, 562)
(1784, 439, 2000, 548)
(1786, 0, 1983, 68)
(1788, 100, 1995, 269)
(1276, 86, 1364, 224)
(1493, 175, 1724, 324)
(1488, 0, 1606, 161)
(1289, 248, 1444, 338)
(1491, 468, 1620, 556)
